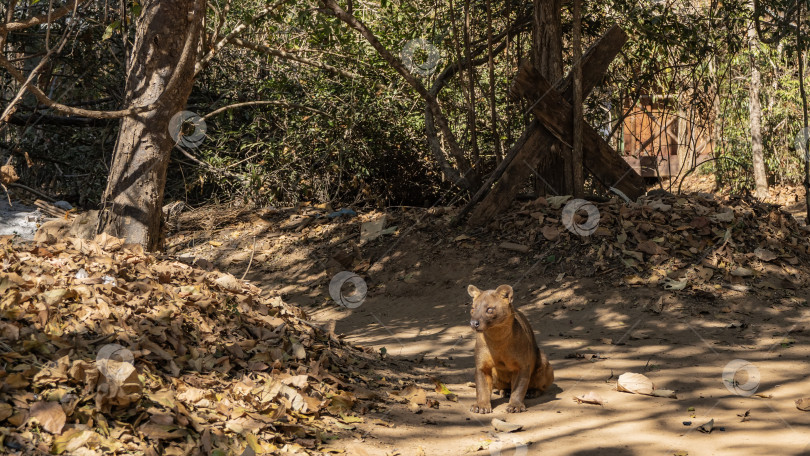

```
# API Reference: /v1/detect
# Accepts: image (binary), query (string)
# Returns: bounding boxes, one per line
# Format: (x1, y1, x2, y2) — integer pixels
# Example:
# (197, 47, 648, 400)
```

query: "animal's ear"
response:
(495, 285, 513, 302)
(467, 284, 481, 299)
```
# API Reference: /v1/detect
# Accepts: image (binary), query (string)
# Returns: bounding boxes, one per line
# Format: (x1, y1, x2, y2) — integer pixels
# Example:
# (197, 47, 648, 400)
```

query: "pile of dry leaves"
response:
(0, 234, 390, 455)
(491, 192, 810, 293)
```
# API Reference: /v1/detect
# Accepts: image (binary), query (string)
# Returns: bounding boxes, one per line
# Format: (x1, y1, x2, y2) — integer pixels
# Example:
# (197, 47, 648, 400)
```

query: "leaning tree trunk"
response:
(97, 0, 203, 250)
(748, 0, 768, 198)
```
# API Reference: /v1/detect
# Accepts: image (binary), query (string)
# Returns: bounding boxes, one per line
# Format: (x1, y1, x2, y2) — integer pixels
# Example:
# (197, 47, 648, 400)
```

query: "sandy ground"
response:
(166, 197, 810, 456)
(303, 240, 810, 456)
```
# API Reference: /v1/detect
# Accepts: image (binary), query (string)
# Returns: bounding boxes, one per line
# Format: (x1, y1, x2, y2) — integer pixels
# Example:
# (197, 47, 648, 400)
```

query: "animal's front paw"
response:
(506, 401, 526, 413)
(470, 404, 492, 414)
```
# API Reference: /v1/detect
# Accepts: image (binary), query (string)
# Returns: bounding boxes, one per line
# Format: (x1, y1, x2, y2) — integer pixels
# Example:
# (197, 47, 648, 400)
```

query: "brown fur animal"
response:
(468, 284, 553, 413)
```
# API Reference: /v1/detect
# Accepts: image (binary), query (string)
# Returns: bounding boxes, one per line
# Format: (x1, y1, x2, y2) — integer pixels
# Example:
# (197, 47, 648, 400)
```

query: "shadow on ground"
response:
(174, 205, 810, 456)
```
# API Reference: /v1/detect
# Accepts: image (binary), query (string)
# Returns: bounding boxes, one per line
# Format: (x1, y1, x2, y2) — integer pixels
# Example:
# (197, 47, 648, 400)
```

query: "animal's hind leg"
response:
(527, 355, 554, 398)
(492, 369, 511, 396)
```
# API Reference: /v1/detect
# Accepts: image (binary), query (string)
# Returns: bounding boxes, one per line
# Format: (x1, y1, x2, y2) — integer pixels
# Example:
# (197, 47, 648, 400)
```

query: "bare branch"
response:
(0, 0, 89, 32)
(0, 0, 18, 51)
(8, 182, 56, 202)
(0, 0, 204, 120)
(195, 0, 290, 74)
(203, 100, 332, 119)
(1, 0, 81, 126)
(229, 37, 366, 81)
(320, 0, 477, 189)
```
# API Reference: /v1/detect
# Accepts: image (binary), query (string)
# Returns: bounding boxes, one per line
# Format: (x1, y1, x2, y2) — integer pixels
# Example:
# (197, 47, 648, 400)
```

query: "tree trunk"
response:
(748, 0, 768, 198)
(531, 0, 563, 82)
(531, 0, 570, 196)
(798, 0, 810, 222)
(571, 0, 584, 197)
(97, 0, 203, 250)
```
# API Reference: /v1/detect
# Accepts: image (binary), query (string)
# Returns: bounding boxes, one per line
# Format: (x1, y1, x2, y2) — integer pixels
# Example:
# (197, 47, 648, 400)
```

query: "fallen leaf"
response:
(651, 389, 677, 399)
(491, 418, 523, 432)
(542, 226, 560, 241)
(617, 372, 654, 395)
(431, 378, 458, 402)
(637, 240, 667, 255)
(29, 401, 66, 434)
(214, 273, 242, 292)
(696, 418, 714, 433)
(623, 249, 644, 262)
(663, 278, 688, 290)
(711, 210, 734, 222)
(225, 416, 263, 434)
(796, 398, 810, 411)
(574, 391, 605, 405)
(730, 267, 755, 277)
(41, 288, 69, 306)
(51, 428, 95, 454)
(140, 422, 189, 440)
(0, 403, 12, 421)
(326, 392, 355, 415)
(0, 164, 19, 184)
(394, 384, 426, 405)
(754, 248, 777, 262)
(291, 343, 306, 360)
(546, 195, 572, 209)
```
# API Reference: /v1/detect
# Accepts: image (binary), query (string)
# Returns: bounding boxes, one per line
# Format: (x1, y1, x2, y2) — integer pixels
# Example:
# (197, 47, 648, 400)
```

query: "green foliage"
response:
(3, 0, 810, 209)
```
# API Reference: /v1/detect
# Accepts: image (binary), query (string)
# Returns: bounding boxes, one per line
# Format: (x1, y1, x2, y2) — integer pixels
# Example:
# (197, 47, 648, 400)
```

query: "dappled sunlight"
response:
(163, 202, 810, 455)
(593, 306, 635, 329)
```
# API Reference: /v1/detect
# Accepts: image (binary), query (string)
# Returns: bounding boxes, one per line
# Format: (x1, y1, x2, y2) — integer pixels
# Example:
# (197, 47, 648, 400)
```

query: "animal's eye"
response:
(486, 307, 494, 314)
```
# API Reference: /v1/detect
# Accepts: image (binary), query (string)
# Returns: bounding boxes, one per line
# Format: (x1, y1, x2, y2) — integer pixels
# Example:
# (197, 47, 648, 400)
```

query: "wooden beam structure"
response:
(512, 65, 645, 197)
(465, 25, 643, 225)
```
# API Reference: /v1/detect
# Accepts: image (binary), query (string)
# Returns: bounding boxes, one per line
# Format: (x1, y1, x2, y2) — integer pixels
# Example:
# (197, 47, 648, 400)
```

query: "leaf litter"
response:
(494, 193, 810, 295)
(0, 234, 397, 455)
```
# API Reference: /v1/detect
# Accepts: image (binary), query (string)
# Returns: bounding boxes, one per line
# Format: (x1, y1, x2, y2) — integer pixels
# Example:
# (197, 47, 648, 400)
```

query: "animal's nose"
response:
(470, 320, 480, 329)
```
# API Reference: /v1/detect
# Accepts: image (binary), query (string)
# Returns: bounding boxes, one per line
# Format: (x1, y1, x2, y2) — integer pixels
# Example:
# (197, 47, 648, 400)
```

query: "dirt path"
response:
(305, 247, 810, 456)
(169, 201, 810, 456)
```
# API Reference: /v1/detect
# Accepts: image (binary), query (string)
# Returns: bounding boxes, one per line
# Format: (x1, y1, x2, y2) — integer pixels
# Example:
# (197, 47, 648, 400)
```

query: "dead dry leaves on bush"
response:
(0, 234, 391, 455)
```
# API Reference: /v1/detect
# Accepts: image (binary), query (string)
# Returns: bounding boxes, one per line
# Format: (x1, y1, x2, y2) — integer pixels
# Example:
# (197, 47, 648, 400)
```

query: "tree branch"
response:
(203, 100, 332, 119)
(320, 0, 477, 190)
(0, 0, 204, 120)
(195, 0, 290, 74)
(5, 113, 115, 127)
(229, 37, 367, 81)
(0, 0, 89, 32)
